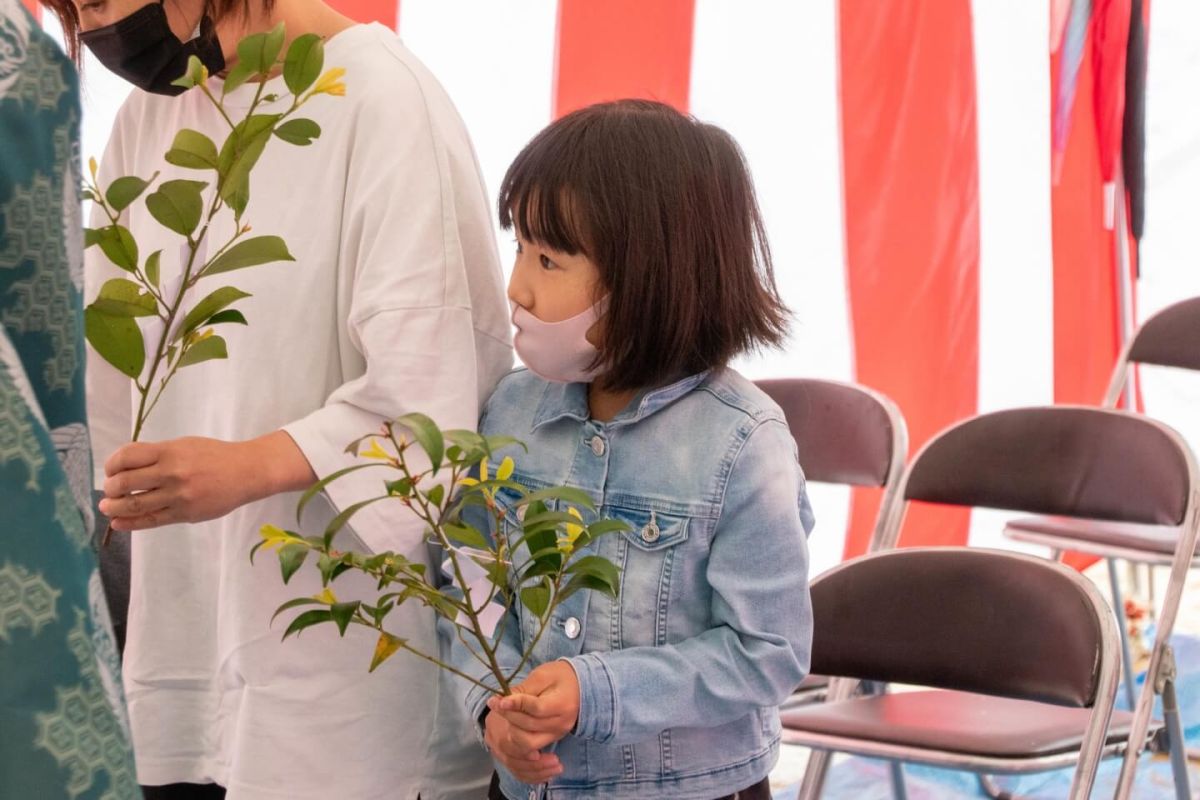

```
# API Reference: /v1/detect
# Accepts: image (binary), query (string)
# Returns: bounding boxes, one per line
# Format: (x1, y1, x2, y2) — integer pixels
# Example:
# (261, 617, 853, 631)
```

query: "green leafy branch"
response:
(82, 25, 345, 543)
(253, 413, 628, 696)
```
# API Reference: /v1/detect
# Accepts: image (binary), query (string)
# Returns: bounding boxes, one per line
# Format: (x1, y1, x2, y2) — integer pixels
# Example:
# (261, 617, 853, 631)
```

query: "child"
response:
(454, 99, 814, 800)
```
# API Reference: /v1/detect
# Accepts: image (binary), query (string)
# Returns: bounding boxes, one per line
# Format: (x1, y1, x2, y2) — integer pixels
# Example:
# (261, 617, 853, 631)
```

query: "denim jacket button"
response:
(641, 512, 661, 543)
(564, 616, 581, 639)
(589, 435, 606, 456)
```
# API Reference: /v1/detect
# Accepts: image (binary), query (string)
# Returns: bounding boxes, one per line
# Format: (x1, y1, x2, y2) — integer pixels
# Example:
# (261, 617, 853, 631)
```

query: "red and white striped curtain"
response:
(44, 0, 1172, 575)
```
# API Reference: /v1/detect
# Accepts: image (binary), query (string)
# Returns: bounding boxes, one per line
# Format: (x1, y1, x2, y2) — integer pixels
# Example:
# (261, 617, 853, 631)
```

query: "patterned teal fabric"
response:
(0, 1, 138, 796)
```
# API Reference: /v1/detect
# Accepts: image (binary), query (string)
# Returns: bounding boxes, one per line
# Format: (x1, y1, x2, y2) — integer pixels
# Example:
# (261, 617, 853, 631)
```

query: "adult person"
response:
(0, 0, 137, 795)
(36, 0, 513, 796)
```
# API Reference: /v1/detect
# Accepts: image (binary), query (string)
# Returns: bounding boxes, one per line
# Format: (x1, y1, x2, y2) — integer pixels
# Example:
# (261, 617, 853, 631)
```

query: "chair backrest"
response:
(902, 406, 1194, 527)
(1106, 296, 1200, 406)
(757, 378, 907, 488)
(810, 547, 1118, 707)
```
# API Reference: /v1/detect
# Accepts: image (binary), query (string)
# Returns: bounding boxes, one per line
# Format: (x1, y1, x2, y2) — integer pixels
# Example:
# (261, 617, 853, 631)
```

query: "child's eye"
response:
(539, 254, 557, 270)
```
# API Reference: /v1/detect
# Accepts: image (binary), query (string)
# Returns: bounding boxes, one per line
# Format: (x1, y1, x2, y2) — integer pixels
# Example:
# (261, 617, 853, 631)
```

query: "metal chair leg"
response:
(888, 762, 908, 800)
(1107, 558, 1140, 711)
(1161, 676, 1193, 800)
(796, 749, 833, 800)
(976, 774, 1015, 800)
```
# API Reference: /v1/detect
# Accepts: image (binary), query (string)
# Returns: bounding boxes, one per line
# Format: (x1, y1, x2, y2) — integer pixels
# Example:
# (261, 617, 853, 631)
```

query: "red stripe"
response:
(553, 0, 695, 118)
(22, 0, 40, 21)
(1051, 26, 1126, 571)
(838, 0, 981, 557)
(328, 0, 397, 29)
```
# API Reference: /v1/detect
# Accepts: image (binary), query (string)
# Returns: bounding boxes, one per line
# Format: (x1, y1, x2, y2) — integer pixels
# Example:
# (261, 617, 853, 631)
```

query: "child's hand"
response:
(489, 661, 581, 751)
(484, 706, 564, 784)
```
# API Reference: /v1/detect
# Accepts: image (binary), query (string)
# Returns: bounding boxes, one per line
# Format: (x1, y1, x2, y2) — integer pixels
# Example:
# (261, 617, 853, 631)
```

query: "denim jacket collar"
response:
(530, 371, 711, 432)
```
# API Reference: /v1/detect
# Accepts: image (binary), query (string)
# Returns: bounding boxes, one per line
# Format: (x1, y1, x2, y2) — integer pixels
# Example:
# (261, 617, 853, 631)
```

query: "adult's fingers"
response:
(103, 465, 167, 499)
(104, 442, 161, 477)
(100, 489, 172, 521)
(109, 505, 181, 531)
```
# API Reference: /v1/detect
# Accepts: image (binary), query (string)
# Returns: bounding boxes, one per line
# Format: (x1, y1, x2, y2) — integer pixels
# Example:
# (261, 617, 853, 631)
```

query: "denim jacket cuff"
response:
(562, 653, 616, 743)
(465, 674, 501, 745)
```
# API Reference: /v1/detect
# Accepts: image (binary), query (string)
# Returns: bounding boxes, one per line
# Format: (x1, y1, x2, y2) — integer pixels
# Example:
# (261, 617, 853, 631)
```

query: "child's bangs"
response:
(498, 136, 593, 256)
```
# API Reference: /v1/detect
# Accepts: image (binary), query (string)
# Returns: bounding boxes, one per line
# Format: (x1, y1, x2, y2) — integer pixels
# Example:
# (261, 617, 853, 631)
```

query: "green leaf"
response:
(330, 601, 361, 636)
(296, 463, 392, 525)
(270, 596, 325, 625)
(179, 286, 251, 340)
(218, 115, 280, 216)
(144, 250, 161, 288)
(200, 235, 294, 277)
(164, 129, 220, 170)
(177, 334, 228, 368)
(221, 61, 256, 96)
(97, 225, 138, 272)
(324, 495, 391, 545)
(274, 118, 321, 146)
(105, 175, 152, 212)
(386, 477, 414, 497)
(519, 578, 552, 620)
(516, 486, 596, 511)
(369, 632, 405, 672)
(205, 309, 248, 326)
(145, 179, 207, 236)
(395, 412, 445, 473)
(91, 278, 157, 317)
(442, 522, 489, 550)
(236, 23, 285, 75)
(282, 608, 332, 640)
(170, 54, 207, 90)
(278, 542, 310, 584)
(425, 483, 445, 507)
(561, 572, 620, 602)
(283, 33, 324, 95)
(566, 555, 621, 595)
(83, 227, 103, 248)
(84, 306, 144, 379)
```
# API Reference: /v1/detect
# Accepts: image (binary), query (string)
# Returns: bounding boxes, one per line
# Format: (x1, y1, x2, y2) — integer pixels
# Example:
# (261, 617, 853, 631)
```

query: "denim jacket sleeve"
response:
(565, 418, 814, 745)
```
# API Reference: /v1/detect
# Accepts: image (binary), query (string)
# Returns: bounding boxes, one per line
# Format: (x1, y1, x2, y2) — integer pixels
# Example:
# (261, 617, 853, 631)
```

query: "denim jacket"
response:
(448, 368, 814, 800)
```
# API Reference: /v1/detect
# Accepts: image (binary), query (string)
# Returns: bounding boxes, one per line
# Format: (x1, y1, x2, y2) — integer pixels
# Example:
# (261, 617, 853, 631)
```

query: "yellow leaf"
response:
(459, 477, 479, 487)
(558, 506, 584, 554)
(88, 157, 98, 180)
(314, 587, 337, 604)
(369, 632, 404, 672)
(496, 456, 515, 481)
(258, 524, 293, 552)
(360, 438, 392, 461)
(311, 67, 347, 96)
(479, 458, 489, 482)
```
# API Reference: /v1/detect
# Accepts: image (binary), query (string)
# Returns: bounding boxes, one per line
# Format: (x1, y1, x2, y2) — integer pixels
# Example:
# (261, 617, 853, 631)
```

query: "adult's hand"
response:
(99, 431, 315, 531)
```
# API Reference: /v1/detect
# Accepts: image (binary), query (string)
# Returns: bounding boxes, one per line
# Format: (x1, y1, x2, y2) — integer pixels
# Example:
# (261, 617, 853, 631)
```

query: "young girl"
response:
(453, 99, 815, 800)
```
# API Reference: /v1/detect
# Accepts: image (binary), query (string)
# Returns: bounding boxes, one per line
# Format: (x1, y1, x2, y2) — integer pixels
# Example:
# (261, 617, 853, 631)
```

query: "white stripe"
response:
(690, 0, 851, 575)
(969, 0, 1055, 552)
(399, 0, 557, 277)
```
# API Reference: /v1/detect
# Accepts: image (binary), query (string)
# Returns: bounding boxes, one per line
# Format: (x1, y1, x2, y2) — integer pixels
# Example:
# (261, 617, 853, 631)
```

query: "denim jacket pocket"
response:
(611, 506, 690, 552)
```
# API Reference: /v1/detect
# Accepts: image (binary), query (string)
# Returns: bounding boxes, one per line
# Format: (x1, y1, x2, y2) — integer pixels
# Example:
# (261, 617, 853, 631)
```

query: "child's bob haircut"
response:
(499, 99, 790, 392)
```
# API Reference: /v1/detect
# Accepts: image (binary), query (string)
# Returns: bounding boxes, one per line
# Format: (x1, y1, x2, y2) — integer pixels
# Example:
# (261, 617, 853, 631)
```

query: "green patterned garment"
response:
(0, 1, 138, 796)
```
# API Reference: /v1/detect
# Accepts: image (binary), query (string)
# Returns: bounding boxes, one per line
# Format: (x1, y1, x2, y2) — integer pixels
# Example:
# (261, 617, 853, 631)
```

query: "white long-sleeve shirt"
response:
(87, 23, 512, 799)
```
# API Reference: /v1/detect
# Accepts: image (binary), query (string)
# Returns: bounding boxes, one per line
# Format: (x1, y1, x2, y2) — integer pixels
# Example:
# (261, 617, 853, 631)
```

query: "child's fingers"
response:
(492, 692, 550, 717)
(493, 707, 561, 733)
(507, 725, 561, 752)
(509, 761, 564, 785)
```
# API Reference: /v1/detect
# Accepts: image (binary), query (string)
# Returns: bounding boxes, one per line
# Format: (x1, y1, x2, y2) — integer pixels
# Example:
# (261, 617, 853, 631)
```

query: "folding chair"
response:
(783, 406, 1199, 800)
(1002, 297, 1200, 797)
(757, 378, 907, 705)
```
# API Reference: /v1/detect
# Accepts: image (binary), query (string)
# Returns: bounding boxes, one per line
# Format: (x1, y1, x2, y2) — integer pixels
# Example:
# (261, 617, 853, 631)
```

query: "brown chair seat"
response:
(781, 689, 1147, 759)
(1004, 515, 1187, 559)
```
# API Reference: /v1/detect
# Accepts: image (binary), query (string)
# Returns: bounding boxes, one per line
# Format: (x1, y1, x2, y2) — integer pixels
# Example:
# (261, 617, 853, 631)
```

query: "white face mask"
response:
(511, 299, 607, 384)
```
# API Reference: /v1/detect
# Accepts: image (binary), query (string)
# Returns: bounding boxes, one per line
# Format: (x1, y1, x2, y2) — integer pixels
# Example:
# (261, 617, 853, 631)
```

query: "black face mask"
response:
(80, 0, 225, 96)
